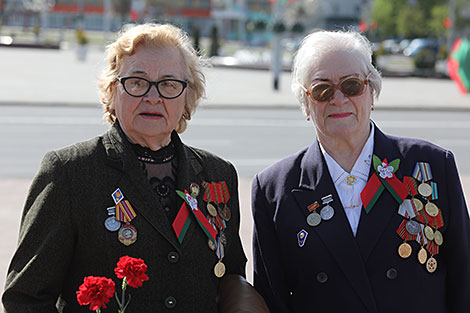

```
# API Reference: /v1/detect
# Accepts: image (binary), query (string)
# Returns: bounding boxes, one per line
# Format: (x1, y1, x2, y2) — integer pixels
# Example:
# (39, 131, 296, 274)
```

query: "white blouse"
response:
(320, 124, 375, 236)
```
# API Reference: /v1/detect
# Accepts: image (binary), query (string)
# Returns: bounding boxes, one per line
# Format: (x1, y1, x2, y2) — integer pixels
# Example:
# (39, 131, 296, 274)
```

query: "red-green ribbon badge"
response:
(173, 190, 217, 244)
(361, 155, 409, 213)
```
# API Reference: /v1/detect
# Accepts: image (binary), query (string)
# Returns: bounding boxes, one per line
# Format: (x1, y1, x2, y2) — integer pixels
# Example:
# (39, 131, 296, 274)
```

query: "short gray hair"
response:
(291, 30, 382, 114)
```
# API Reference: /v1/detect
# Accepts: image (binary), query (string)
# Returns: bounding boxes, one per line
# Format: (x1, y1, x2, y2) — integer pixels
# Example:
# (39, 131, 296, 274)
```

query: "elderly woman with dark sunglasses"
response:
(3, 23, 269, 313)
(252, 30, 470, 313)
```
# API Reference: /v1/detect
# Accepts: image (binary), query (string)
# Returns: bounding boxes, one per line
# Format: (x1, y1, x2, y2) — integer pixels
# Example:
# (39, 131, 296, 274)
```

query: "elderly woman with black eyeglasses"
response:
(3, 23, 269, 313)
(252, 30, 470, 313)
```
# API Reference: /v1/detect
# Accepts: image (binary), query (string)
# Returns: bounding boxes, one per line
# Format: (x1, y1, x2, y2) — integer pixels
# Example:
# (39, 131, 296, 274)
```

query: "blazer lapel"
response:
(171, 133, 208, 250)
(291, 140, 378, 313)
(356, 125, 405, 262)
(104, 125, 181, 252)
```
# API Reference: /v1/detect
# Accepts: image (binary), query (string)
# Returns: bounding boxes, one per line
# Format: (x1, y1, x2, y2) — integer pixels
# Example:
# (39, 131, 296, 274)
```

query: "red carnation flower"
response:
(76, 276, 115, 311)
(114, 256, 149, 288)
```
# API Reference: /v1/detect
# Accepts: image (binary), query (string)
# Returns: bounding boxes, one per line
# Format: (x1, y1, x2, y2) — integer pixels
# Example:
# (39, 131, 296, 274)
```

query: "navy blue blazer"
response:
(252, 124, 470, 313)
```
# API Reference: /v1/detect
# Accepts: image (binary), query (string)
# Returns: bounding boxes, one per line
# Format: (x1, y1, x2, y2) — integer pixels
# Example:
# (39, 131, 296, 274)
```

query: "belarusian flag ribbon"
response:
(175, 190, 217, 244)
(172, 202, 192, 243)
(361, 156, 409, 213)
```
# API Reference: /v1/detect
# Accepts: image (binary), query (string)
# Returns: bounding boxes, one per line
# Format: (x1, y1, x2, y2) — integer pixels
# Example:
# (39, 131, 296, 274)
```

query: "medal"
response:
(104, 216, 121, 232)
(208, 238, 216, 251)
(398, 242, 412, 258)
(214, 261, 226, 278)
(434, 230, 443, 246)
(320, 205, 334, 220)
(418, 183, 432, 197)
(219, 231, 227, 245)
(425, 202, 439, 217)
(112, 188, 124, 204)
(190, 183, 200, 197)
(104, 206, 121, 232)
(405, 220, 420, 235)
(413, 198, 423, 211)
(426, 257, 437, 273)
(307, 212, 321, 227)
(418, 247, 427, 264)
(206, 203, 218, 217)
(217, 204, 231, 221)
(118, 223, 137, 246)
(221, 204, 231, 221)
(424, 225, 435, 241)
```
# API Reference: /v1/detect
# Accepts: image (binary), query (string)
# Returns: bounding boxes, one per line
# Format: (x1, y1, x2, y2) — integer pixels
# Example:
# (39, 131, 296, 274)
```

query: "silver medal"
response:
(320, 205, 334, 220)
(307, 212, 321, 226)
(104, 216, 121, 232)
(405, 220, 420, 235)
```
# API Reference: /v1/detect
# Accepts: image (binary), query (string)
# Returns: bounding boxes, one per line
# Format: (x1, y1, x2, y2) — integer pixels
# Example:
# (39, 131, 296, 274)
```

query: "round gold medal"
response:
(418, 183, 432, 197)
(418, 247, 427, 264)
(207, 203, 218, 217)
(426, 257, 438, 273)
(413, 198, 423, 211)
(424, 225, 435, 241)
(222, 204, 231, 221)
(398, 242, 412, 258)
(214, 261, 226, 278)
(434, 230, 444, 246)
(425, 202, 439, 217)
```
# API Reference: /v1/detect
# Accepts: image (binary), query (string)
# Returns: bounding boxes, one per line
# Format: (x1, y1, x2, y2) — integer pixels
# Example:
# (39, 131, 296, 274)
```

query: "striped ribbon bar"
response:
(430, 182, 438, 200)
(403, 176, 418, 196)
(427, 241, 439, 255)
(203, 181, 230, 204)
(412, 162, 433, 182)
(115, 200, 137, 223)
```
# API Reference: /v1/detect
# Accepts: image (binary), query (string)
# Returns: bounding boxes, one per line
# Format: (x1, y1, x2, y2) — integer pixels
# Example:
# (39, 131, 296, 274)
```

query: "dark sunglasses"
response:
(301, 74, 371, 102)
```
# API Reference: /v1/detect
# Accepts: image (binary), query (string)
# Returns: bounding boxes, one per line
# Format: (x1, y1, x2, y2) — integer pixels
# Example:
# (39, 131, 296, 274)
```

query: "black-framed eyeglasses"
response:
(118, 76, 188, 99)
(299, 73, 371, 102)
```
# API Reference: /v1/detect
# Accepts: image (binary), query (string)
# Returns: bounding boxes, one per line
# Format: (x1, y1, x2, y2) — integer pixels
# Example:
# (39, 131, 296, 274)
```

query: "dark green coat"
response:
(3, 123, 247, 312)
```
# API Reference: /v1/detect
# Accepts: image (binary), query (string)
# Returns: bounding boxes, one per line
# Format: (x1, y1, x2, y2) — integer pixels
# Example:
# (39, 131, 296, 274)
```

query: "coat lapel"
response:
(171, 133, 208, 250)
(104, 125, 182, 252)
(291, 140, 379, 313)
(355, 126, 405, 262)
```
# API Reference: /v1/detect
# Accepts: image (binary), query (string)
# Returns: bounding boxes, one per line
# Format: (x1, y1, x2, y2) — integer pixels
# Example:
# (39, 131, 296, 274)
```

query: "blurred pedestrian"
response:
(252, 29, 470, 313)
(3, 23, 268, 313)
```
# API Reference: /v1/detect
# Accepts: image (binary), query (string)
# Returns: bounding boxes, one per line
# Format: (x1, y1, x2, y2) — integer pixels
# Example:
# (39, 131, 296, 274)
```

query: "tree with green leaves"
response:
(371, 0, 448, 39)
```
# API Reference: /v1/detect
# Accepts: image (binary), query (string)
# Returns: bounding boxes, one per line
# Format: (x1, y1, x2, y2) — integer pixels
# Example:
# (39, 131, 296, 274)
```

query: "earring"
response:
(307, 116, 311, 121)
(371, 104, 374, 111)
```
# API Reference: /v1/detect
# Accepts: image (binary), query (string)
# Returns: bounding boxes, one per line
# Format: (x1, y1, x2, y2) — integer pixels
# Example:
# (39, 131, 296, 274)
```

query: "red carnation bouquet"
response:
(76, 256, 149, 313)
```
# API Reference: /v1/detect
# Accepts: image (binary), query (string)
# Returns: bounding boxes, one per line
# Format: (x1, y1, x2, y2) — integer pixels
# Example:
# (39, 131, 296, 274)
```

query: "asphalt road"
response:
(1, 105, 470, 296)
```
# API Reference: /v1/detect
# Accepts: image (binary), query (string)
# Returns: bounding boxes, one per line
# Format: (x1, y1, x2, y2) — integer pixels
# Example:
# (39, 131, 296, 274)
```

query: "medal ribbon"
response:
(426, 241, 439, 255)
(216, 236, 225, 260)
(203, 181, 231, 204)
(176, 190, 217, 243)
(396, 220, 417, 241)
(403, 176, 418, 196)
(430, 182, 438, 200)
(361, 157, 408, 213)
(115, 200, 137, 223)
(172, 203, 192, 243)
(412, 162, 433, 182)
